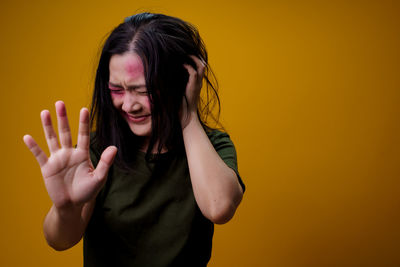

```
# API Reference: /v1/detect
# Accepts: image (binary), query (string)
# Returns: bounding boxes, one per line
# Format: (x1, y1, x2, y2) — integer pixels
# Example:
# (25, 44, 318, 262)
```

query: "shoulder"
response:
(205, 128, 237, 163)
(206, 128, 246, 193)
(206, 128, 234, 148)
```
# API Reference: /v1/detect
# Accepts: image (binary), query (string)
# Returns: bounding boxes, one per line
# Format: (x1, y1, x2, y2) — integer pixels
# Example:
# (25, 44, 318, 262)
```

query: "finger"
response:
(55, 101, 72, 148)
(23, 135, 48, 167)
(189, 55, 206, 78)
(41, 110, 60, 153)
(77, 108, 90, 150)
(183, 63, 197, 90)
(93, 146, 117, 182)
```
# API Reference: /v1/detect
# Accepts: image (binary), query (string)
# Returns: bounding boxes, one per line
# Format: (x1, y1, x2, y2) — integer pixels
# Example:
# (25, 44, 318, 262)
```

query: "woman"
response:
(23, 12, 245, 266)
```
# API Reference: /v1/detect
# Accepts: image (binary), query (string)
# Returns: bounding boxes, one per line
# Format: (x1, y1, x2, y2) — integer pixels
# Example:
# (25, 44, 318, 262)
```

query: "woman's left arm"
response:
(182, 57, 243, 224)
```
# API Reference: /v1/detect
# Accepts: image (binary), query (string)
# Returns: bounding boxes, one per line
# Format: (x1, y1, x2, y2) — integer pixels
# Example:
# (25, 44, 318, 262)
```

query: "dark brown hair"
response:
(90, 12, 220, 166)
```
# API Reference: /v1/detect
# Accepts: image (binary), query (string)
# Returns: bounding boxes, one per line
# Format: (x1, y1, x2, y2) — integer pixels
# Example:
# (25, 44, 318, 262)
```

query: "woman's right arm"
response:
(43, 200, 95, 251)
(23, 101, 117, 250)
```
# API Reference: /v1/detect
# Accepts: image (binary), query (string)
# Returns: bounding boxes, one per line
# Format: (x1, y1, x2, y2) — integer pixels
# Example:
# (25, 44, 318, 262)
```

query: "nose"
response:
(122, 91, 142, 113)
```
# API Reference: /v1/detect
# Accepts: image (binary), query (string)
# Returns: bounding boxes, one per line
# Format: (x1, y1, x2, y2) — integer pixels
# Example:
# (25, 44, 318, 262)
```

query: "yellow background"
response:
(1, 0, 399, 266)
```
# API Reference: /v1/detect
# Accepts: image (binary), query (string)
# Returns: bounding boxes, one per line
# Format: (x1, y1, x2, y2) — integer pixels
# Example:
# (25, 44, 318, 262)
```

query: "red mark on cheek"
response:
(110, 91, 124, 97)
(109, 86, 125, 97)
(125, 59, 144, 80)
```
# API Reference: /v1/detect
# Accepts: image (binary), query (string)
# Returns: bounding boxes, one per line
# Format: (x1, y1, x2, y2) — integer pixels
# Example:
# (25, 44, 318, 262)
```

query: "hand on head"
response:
(181, 56, 206, 129)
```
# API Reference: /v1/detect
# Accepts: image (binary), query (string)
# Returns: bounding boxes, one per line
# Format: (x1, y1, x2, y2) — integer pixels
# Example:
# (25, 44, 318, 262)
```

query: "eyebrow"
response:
(108, 82, 146, 90)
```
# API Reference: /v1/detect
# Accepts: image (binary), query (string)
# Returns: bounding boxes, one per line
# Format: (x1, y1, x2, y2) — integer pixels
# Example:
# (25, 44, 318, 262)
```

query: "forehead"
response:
(109, 52, 144, 81)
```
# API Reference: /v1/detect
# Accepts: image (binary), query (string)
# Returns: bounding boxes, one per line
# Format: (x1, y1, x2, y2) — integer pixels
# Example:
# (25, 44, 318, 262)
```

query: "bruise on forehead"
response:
(125, 55, 144, 80)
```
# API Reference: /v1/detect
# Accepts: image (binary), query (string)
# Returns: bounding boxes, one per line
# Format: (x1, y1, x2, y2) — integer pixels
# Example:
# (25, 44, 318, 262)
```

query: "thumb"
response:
(94, 146, 118, 182)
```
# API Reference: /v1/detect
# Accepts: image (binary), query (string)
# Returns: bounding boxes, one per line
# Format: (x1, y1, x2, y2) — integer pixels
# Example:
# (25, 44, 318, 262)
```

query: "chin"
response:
(128, 125, 151, 137)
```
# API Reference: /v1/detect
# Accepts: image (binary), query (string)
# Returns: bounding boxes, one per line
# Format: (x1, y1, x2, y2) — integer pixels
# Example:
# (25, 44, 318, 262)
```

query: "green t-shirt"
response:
(83, 130, 244, 267)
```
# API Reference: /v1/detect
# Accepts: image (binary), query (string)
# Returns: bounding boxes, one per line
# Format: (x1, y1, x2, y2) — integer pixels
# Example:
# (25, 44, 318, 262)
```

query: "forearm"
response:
(43, 201, 94, 250)
(182, 116, 243, 224)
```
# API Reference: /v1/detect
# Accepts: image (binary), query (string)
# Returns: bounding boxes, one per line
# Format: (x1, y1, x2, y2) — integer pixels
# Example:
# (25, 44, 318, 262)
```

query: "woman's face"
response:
(109, 52, 152, 140)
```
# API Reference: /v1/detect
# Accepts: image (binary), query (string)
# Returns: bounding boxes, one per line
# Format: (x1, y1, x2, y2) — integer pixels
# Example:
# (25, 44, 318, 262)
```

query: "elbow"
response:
(208, 206, 235, 224)
(50, 244, 70, 252)
(44, 231, 80, 251)
(207, 192, 243, 225)
(45, 239, 73, 251)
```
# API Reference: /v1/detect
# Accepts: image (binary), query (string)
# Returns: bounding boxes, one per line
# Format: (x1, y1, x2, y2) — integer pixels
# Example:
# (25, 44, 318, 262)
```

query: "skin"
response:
(181, 56, 243, 224)
(108, 53, 152, 150)
(23, 52, 243, 251)
(23, 104, 117, 250)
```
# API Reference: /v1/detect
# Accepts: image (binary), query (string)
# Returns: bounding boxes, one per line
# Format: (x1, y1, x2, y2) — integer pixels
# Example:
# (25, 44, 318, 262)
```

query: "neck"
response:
(139, 137, 168, 154)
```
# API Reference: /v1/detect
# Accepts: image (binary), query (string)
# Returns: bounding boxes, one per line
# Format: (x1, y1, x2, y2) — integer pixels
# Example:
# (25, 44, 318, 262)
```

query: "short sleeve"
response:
(207, 129, 245, 193)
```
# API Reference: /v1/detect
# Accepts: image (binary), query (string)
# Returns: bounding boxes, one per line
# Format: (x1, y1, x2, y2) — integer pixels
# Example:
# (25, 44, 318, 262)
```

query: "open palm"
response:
(23, 101, 117, 209)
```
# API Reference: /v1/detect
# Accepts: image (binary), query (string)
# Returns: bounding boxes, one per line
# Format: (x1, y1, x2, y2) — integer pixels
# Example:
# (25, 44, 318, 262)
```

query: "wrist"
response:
(52, 203, 84, 220)
(182, 110, 199, 130)
(182, 112, 200, 131)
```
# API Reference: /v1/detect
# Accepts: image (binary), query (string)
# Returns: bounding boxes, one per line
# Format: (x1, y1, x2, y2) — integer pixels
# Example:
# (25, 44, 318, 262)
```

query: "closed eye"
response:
(109, 86, 124, 95)
(108, 82, 147, 95)
(136, 89, 148, 95)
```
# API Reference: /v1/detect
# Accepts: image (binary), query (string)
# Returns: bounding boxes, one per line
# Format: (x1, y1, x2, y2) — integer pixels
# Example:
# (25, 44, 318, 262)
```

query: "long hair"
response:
(90, 12, 220, 167)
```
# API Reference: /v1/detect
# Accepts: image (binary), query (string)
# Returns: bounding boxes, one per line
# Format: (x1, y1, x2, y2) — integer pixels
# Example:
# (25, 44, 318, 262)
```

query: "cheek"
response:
(110, 93, 124, 108)
(140, 96, 151, 110)
(146, 97, 151, 109)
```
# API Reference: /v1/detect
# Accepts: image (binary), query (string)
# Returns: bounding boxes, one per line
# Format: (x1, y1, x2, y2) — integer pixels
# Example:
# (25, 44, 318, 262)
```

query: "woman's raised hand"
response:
(23, 101, 117, 210)
(181, 56, 205, 129)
